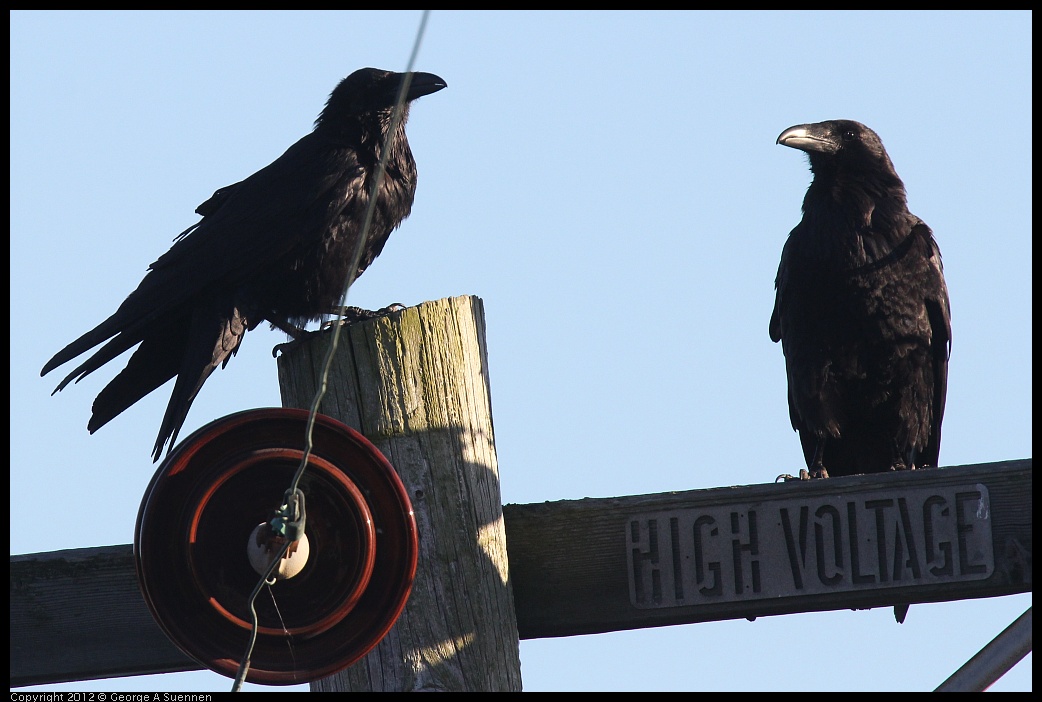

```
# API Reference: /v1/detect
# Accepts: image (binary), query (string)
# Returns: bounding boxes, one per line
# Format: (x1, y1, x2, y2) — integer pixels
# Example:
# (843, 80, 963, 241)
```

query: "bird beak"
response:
(777, 123, 838, 154)
(403, 72, 448, 101)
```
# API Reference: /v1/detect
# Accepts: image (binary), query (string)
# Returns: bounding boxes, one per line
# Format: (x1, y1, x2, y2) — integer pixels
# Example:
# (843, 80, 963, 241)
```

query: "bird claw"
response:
(775, 466, 830, 482)
(271, 329, 322, 357)
(325, 303, 407, 326)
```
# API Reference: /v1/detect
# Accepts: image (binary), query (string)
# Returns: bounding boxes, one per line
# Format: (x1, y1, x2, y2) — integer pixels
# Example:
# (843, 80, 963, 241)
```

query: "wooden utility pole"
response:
(277, 295, 522, 692)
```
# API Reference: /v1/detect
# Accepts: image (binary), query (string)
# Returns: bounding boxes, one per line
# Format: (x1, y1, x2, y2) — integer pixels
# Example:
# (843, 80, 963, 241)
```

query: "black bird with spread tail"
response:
(771, 119, 951, 481)
(41, 68, 447, 461)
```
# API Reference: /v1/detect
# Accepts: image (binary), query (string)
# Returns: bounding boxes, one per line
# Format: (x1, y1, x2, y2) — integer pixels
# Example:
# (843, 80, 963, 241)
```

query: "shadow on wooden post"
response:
(277, 295, 522, 692)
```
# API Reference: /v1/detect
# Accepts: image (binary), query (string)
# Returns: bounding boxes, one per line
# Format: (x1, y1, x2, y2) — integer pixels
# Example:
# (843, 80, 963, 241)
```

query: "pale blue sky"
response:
(11, 10, 1031, 692)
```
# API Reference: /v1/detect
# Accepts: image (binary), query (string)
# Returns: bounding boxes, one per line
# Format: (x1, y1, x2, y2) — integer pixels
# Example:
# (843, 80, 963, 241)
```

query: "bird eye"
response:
(841, 130, 857, 142)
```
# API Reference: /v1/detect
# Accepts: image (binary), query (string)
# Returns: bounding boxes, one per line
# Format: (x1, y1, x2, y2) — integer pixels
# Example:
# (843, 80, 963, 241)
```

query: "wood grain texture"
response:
(277, 296, 522, 692)
(10, 545, 196, 686)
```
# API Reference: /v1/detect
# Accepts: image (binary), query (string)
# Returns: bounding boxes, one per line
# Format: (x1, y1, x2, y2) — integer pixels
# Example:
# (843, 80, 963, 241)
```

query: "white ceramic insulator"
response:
(247, 522, 311, 580)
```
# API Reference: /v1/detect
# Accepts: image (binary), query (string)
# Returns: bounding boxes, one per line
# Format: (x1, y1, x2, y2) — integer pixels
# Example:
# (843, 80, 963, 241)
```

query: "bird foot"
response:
(270, 304, 408, 357)
(324, 303, 407, 327)
(271, 328, 324, 357)
(775, 466, 830, 482)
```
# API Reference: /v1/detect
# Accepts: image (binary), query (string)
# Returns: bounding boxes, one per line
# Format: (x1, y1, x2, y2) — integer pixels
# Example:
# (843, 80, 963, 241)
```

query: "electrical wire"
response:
(290, 8, 432, 499)
(230, 10, 432, 692)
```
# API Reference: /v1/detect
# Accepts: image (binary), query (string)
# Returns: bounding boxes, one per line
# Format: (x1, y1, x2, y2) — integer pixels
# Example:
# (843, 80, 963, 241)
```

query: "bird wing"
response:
(919, 226, 952, 467)
(45, 134, 367, 460)
(41, 132, 365, 383)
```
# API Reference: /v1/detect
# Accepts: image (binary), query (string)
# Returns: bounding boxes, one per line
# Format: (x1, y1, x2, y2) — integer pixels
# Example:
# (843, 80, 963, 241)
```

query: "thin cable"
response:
(230, 538, 292, 692)
(231, 11, 432, 692)
(291, 8, 431, 497)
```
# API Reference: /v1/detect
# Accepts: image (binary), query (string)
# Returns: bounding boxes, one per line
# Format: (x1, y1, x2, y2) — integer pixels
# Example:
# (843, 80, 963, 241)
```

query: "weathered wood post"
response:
(276, 295, 522, 692)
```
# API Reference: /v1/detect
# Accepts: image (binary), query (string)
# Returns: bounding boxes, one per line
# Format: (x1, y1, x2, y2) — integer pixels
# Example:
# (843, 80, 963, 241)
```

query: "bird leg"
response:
(776, 438, 830, 482)
(268, 318, 310, 340)
(806, 438, 830, 479)
(903, 447, 937, 472)
(268, 317, 318, 358)
(808, 465, 830, 480)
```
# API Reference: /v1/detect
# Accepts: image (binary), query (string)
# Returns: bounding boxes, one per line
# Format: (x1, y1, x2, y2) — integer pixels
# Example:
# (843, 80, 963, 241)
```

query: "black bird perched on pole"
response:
(770, 120, 951, 622)
(771, 119, 951, 480)
(41, 67, 447, 462)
